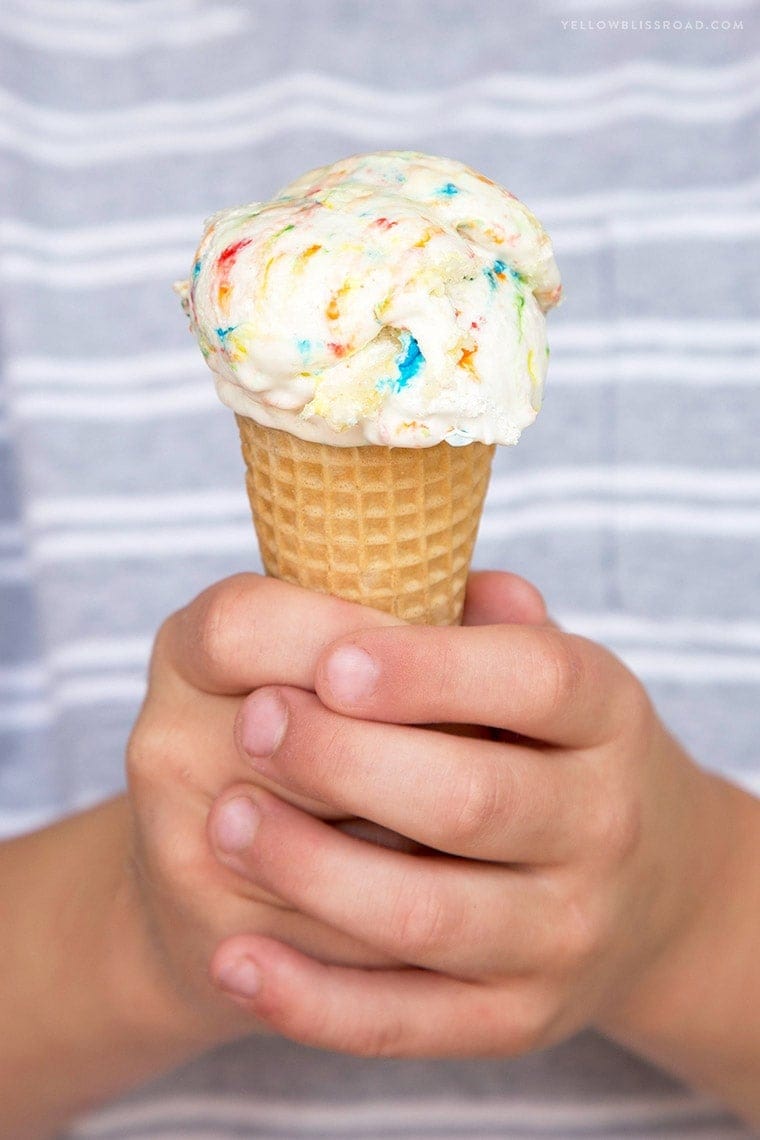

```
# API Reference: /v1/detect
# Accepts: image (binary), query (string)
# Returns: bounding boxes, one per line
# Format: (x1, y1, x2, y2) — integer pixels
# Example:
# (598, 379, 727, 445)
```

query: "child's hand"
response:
(3, 572, 546, 1136)
(128, 570, 548, 1045)
(125, 572, 408, 1041)
(206, 573, 757, 1107)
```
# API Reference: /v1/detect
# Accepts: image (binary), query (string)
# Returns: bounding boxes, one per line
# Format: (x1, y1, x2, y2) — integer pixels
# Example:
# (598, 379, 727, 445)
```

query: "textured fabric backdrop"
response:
(0, 0, 758, 1136)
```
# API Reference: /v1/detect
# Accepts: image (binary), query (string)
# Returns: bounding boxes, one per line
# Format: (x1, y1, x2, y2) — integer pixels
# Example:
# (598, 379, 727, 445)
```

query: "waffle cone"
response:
(236, 416, 494, 625)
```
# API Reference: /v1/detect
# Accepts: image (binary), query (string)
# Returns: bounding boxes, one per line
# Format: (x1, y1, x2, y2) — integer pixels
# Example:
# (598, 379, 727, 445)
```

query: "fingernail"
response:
(213, 796, 260, 854)
(240, 690, 287, 760)
(324, 645, 379, 704)
(215, 955, 261, 999)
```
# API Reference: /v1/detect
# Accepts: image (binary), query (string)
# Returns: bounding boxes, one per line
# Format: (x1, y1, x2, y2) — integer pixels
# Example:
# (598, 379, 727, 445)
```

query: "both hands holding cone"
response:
(123, 569, 760, 1123)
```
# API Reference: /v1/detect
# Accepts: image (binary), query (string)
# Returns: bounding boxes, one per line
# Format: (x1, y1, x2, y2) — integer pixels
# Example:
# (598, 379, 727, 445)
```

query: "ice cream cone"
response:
(179, 153, 561, 629)
(236, 415, 494, 625)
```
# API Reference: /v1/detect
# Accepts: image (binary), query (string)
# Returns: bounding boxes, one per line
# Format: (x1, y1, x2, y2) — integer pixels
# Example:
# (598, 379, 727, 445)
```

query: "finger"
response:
(235, 686, 589, 862)
(463, 571, 548, 627)
(131, 678, 349, 822)
(208, 787, 556, 975)
(317, 624, 634, 748)
(156, 572, 400, 696)
(129, 684, 240, 797)
(211, 936, 551, 1058)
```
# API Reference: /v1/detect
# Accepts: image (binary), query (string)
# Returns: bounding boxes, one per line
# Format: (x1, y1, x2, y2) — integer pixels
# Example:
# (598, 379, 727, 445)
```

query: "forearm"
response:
(0, 797, 215, 1140)
(598, 773, 760, 1125)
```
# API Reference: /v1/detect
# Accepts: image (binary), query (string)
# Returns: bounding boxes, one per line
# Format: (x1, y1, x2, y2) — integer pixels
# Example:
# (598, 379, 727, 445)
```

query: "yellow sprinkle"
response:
(458, 345, 480, 380)
(527, 348, 537, 385)
(260, 256, 275, 295)
(227, 334, 248, 361)
(326, 280, 352, 321)
(298, 243, 322, 268)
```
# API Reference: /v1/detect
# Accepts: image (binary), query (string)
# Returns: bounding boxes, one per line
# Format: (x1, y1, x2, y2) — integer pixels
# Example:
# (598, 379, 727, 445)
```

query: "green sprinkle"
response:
(515, 292, 525, 339)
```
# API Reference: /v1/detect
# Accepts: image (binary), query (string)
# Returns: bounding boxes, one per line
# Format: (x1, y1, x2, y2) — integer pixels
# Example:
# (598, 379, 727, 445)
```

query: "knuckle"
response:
(315, 717, 353, 784)
(126, 713, 164, 790)
(444, 762, 507, 848)
(613, 798, 643, 862)
(190, 573, 264, 683)
(588, 787, 643, 864)
(621, 675, 654, 739)
(432, 634, 461, 703)
(505, 987, 560, 1054)
(290, 712, 355, 808)
(157, 833, 207, 896)
(552, 889, 608, 975)
(272, 992, 409, 1059)
(196, 581, 246, 676)
(390, 880, 455, 960)
(127, 704, 208, 821)
(600, 658, 654, 745)
(348, 1013, 409, 1058)
(134, 822, 208, 911)
(148, 614, 176, 679)
(126, 702, 187, 791)
(538, 632, 584, 720)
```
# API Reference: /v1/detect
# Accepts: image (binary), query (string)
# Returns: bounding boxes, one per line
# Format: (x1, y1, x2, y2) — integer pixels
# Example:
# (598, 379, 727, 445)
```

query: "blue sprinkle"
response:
(376, 332, 425, 394)
(296, 337, 311, 357)
(192, 260, 202, 279)
(437, 182, 460, 196)
(216, 325, 237, 338)
(396, 332, 424, 389)
(484, 258, 521, 291)
(377, 332, 425, 393)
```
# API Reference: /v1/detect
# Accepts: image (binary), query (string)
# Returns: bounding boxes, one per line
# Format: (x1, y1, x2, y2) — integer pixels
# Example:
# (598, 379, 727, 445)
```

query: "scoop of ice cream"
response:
(176, 150, 562, 448)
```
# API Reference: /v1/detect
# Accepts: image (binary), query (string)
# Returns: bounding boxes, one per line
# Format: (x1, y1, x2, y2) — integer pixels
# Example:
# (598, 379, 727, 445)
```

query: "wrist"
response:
(0, 797, 223, 1138)
(595, 771, 760, 1121)
(99, 797, 224, 1058)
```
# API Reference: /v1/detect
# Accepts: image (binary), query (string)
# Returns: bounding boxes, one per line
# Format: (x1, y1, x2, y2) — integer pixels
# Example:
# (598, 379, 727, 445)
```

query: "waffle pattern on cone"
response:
(236, 416, 494, 625)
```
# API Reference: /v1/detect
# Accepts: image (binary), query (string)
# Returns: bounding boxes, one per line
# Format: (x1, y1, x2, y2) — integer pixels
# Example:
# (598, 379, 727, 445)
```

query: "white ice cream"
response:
(177, 150, 562, 448)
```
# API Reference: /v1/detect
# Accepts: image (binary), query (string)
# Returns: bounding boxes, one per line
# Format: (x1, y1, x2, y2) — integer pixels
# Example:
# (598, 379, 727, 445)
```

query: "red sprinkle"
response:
(218, 238, 253, 268)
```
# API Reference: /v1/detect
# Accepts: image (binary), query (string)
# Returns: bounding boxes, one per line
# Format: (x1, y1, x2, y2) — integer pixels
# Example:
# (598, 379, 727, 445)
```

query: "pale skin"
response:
(1, 577, 407, 1140)
(1, 573, 759, 1139)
